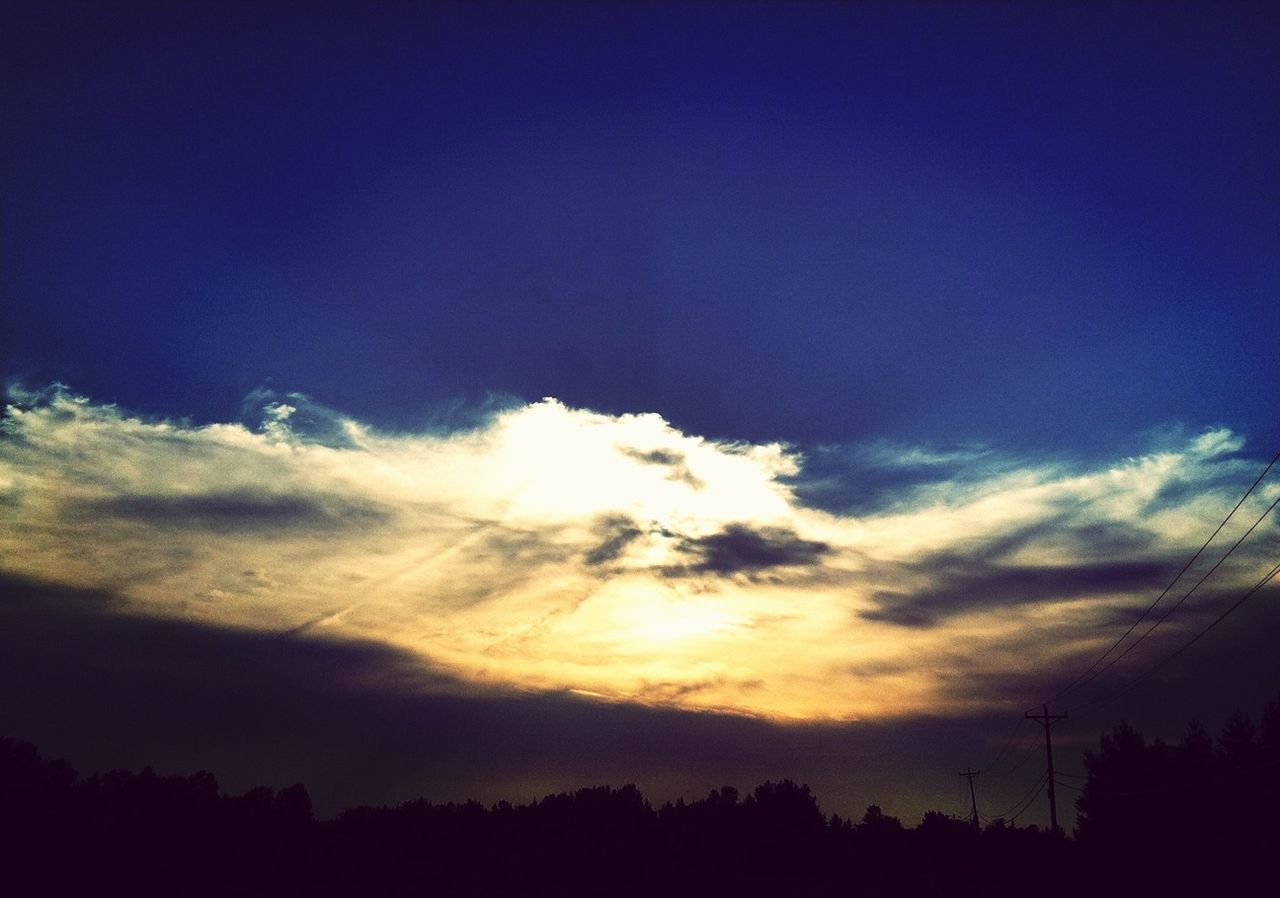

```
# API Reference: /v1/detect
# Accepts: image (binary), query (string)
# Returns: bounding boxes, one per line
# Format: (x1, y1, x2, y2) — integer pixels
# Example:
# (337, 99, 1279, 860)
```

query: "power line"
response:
(1069, 558, 1280, 719)
(1007, 777, 1050, 824)
(978, 718, 1041, 786)
(990, 552, 1280, 827)
(962, 445, 1279, 815)
(1058, 492, 1280, 705)
(985, 730, 1042, 780)
(959, 767, 981, 831)
(980, 717, 1030, 775)
(1044, 448, 1280, 707)
(981, 773, 1048, 824)
(1026, 704, 1068, 832)
(981, 773, 1046, 822)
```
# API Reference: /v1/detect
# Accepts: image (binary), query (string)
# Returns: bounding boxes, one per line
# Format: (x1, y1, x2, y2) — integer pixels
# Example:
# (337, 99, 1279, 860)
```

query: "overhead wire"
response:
(960, 444, 1279, 822)
(1069, 557, 1280, 719)
(1056, 491, 1280, 706)
(981, 773, 1048, 824)
(985, 731, 1041, 780)
(979, 717, 1030, 775)
(968, 710, 1035, 791)
(1006, 777, 1049, 824)
(1042, 447, 1280, 707)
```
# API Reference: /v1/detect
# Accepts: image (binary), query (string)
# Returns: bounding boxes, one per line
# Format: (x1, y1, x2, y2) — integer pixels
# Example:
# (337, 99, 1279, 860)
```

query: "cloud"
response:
(584, 516, 645, 566)
(863, 559, 1171, 629)
(74, 491, 392, 532)
(619, 447, 705, 489)
(1, 386, 1276, 723)
(0, 573, 1046, 823)
(672, 524, 831, 575)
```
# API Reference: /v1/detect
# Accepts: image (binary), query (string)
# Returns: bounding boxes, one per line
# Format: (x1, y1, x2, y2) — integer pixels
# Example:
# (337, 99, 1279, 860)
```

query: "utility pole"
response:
(958, 767, 980, 831)
(1026, 703, 1068, 833)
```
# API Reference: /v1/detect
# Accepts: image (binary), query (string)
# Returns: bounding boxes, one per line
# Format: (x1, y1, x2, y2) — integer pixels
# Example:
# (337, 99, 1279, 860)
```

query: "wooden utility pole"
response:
(958, 767, 980, 831)
(1025, 704, 1068, 832)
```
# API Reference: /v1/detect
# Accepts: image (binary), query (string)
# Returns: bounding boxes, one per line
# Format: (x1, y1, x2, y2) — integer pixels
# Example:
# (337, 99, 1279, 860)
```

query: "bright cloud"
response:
(1, 386, 1275, 721)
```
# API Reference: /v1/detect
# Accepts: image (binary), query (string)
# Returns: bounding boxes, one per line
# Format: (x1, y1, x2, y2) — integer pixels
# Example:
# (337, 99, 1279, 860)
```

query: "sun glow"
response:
(615, 593, 748, 648)
(3, 388, 1272, 723)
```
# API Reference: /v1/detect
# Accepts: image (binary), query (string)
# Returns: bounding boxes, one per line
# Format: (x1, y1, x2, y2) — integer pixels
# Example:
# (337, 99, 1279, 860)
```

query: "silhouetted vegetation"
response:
(5, 695, 1280, 896)
(1074, 694, 1280, 892)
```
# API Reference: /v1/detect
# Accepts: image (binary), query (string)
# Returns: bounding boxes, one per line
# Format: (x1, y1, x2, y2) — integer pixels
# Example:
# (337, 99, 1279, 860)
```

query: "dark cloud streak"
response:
(672, 524, 831, 576)
(584, 516, 644, 566)
(5, 572, 1278, 832)
(619, 446, 704, 489)
(864, 559, 1171, 629)
(70, 491, 393, 533)
(0, 573, 981, 822)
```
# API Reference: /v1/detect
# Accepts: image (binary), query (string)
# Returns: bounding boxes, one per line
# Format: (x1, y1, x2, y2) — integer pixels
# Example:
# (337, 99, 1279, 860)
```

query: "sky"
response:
(2, 2, 1278, 828)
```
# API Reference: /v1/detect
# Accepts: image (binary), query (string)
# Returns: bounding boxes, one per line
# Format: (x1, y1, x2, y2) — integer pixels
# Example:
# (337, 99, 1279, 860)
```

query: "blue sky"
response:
(5, 2, 1276, 448)
(2, 2, 1279, 827)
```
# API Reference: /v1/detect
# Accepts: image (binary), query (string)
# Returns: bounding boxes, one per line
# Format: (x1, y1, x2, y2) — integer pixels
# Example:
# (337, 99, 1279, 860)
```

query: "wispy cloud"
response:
(1, 386, 1275, 722)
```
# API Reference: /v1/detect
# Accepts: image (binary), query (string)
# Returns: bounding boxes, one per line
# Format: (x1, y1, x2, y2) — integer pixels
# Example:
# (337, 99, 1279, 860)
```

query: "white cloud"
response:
(2, 387, 1275, 722)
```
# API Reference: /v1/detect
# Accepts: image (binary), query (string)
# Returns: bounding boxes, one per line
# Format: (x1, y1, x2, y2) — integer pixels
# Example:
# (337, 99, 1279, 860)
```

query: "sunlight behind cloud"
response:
(1, 387, 1275, 722)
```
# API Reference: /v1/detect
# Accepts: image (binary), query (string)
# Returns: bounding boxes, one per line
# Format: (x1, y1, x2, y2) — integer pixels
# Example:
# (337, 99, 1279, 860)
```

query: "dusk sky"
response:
(2, 2, 1278, 829)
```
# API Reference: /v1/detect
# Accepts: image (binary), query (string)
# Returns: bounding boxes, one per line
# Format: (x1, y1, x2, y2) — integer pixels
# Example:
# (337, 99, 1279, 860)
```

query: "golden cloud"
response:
(1, 387, 1274, 721)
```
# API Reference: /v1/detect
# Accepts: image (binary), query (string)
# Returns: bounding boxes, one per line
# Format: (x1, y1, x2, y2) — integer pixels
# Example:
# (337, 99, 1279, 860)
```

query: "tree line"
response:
(3, 693, 1278, 896)
(1073, 693, 1280, 893)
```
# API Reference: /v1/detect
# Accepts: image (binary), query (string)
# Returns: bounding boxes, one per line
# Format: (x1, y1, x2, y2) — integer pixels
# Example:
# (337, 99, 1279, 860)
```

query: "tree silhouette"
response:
(1074, 694, 1280, 893)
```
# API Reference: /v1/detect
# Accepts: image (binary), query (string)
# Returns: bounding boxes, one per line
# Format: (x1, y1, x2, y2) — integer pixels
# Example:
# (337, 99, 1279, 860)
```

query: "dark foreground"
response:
(4, 697, 1279, 897)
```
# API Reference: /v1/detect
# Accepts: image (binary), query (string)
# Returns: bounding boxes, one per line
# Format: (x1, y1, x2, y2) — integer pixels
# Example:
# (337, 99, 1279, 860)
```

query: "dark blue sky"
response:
(4, 3, 1280, 829)
(4, 1, 1277, 451)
